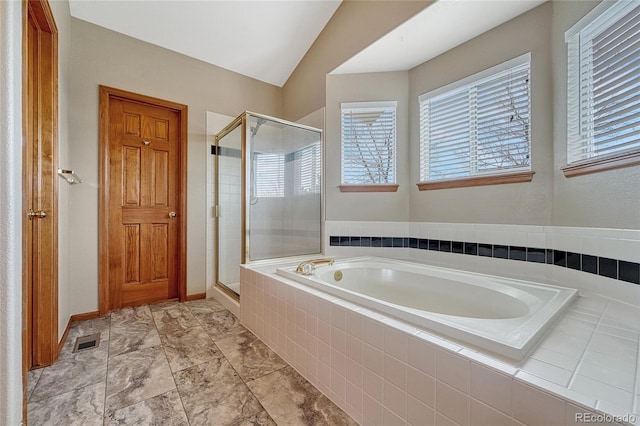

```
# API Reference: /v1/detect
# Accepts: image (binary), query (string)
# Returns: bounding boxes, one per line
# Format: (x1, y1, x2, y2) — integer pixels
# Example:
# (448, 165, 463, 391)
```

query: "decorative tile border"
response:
(329, 235, 640, 285)
(211, 145, 242, 157)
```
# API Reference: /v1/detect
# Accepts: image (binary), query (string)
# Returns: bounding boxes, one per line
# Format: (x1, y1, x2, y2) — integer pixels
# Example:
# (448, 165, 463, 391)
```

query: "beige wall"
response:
(323, 1, 638, 229)
(67, 19, 282, 313)
(408, 3, 555, 225)
(296, 107, 325, 130)
(282, 1, 431, 122)
(50, 0, 73, 339)
(551, 1, 640, 229)
(325, 72, 410, 221)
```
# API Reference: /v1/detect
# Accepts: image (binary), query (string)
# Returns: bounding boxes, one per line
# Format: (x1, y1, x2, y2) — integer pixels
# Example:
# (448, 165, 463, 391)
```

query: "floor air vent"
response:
(73, 333, 101, 353)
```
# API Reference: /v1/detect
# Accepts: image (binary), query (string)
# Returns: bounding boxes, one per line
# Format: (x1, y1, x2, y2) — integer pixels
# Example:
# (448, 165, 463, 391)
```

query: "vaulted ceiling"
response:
(69, 0, 546, 88)
(69, 0, 342, 87)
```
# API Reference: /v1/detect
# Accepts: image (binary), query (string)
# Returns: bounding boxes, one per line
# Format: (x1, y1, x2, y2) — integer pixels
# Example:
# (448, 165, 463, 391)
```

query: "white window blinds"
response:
(419, 54, 531, 182)
(255, 153, 284, 197)
(295, 143, 321, 194)
(566, 1, 640, 164)
(341, 101, 397, 184)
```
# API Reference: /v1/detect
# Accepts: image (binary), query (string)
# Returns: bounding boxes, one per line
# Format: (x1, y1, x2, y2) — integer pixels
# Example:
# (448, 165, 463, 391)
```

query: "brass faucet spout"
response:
(295, 258, 335, 275)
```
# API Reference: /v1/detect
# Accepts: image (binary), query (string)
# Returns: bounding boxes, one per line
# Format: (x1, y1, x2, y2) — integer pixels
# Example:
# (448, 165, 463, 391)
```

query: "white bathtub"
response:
(276, 257, 577, 360)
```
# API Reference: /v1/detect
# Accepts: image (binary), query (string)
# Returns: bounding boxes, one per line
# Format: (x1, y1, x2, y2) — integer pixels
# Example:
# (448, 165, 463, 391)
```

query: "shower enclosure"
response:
(214, 112, 322, 299)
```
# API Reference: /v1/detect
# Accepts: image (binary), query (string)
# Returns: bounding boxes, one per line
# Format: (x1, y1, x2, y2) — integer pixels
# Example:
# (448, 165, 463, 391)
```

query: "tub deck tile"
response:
(245, 262, 640, 423)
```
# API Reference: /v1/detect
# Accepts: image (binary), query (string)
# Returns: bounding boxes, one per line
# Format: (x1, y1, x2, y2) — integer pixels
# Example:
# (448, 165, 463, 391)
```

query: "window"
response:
(565, 1, 640, 174)
(418, 54, 532, 187)
(255, 152, 284, 197)
(341, 101, 397, 187)
(295, 143, 321, 194)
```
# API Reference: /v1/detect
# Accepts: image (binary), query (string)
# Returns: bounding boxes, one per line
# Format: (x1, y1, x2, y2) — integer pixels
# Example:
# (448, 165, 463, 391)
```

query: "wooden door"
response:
(23, 0, 58, 371)
(106, 97, 182, 309)
(23, 0, 59, 419)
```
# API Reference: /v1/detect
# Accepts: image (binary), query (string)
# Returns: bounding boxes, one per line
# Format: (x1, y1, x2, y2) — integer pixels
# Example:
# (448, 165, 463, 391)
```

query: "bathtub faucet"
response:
(295, 258, 335, 276)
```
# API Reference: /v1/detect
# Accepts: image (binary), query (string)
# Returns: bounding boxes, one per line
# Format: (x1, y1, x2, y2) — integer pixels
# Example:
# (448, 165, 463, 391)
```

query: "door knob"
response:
(168, 211, 177, 218)
(27, 209, 47, 219)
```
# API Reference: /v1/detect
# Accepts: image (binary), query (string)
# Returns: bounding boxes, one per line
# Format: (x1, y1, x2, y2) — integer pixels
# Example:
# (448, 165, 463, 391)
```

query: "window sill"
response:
(339, 184, 399, 193)
(562, 149, 640, 177)
(416, 170, 534, 191)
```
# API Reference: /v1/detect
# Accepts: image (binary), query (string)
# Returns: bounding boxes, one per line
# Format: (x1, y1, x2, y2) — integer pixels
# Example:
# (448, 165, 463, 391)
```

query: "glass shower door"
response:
(215, 122, 243, 296)
(214, 111, 322, 300)
(247, 114, 321, 261)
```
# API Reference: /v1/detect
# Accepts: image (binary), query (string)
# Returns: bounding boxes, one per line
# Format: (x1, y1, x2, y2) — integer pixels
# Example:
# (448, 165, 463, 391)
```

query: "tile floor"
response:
(27, 298, 357, 426)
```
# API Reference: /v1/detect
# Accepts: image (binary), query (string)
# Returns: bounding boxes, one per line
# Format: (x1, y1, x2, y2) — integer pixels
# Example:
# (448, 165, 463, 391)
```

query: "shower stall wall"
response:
(214, 112, 322, 299)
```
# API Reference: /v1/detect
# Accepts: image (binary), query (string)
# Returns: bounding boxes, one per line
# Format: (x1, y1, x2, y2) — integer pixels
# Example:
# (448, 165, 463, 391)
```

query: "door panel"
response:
(124, 224, 141, 284)
(152, 150, 169, 206)
(152, 224, 169, 280)
(123, 147, 141, 205)
(124, 113, 141, 135)
(153, 119, 169, 140)
(108, 98, 179, 309)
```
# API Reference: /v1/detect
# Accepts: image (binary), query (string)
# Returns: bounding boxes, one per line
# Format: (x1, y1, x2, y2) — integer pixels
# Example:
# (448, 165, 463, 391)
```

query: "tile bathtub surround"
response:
(241, 265, 640, 426)
(328, 235, 640, 286)
(325, 222, 640, 306)
(28, 299, 355, 426)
